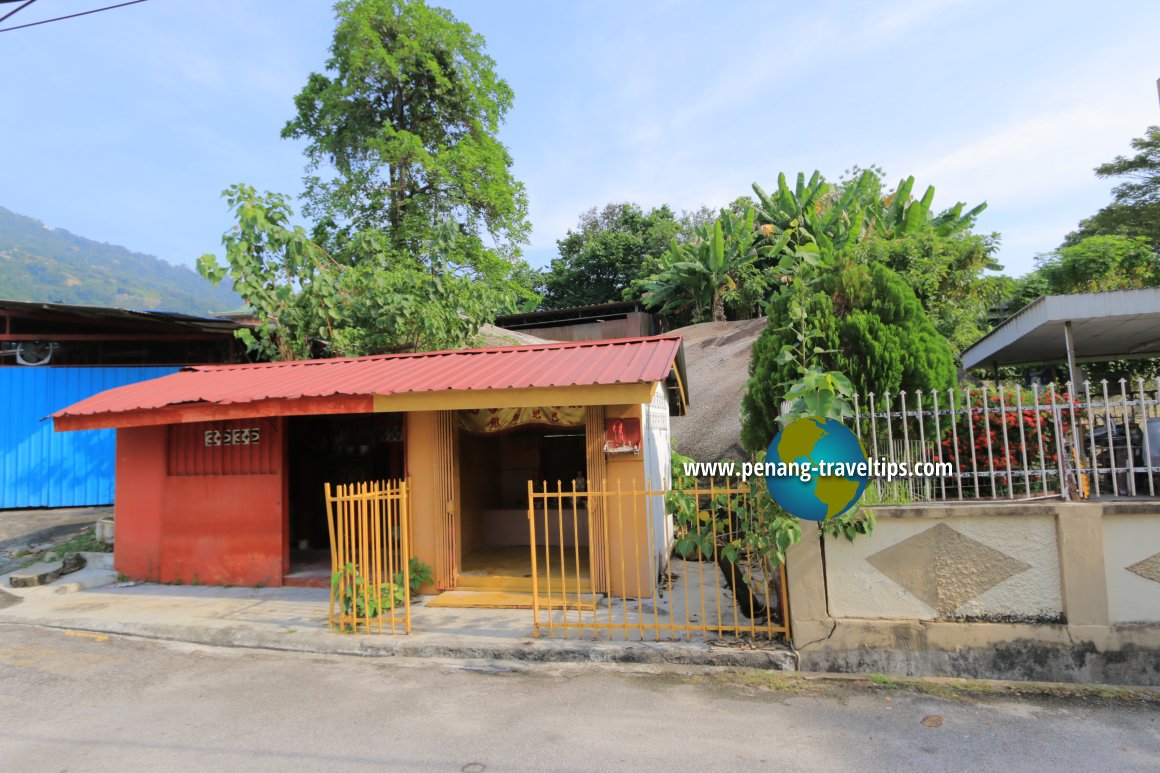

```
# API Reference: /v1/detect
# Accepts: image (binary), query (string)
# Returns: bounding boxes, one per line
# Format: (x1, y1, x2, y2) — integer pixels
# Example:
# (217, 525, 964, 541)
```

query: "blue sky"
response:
(1, 0, 1158, 279)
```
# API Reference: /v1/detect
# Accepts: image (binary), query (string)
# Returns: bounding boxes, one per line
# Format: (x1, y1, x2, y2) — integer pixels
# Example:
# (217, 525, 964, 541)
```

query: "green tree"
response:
(540, 203, 680, 309)
(865, 174, 986, 240)
(200, 0, 538, 359)
(751, 169, 992, 341)
(1034, 234, 1160, 294)
(198, 187, 333, 361)
(632, 206, 782, 323)
(848, 230, 1002, 352)
(282, 0, 533, 283)
(199, 186, 513, 360)
(741, 254, 956, 453)
(1066, 126, 1160, 249)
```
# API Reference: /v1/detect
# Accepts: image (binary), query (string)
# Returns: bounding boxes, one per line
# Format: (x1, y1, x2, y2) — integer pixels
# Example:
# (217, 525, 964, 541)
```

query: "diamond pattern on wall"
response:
(866, 522, 1031, 616)
(1127, 553, 1160, 584)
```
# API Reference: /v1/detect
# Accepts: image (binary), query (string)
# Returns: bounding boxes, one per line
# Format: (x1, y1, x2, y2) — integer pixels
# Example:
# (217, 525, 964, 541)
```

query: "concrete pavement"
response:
(0, 558, 794, 669)
(0, 624, 1157, 772)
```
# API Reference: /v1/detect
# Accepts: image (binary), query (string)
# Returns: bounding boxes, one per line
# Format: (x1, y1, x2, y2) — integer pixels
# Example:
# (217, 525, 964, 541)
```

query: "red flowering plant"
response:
(938, 385, 1075, 498)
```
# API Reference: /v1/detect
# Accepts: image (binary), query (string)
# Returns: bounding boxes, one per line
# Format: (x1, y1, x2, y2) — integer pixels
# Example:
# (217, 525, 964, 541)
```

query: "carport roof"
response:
(960, 288, 1160, 370)
(53, 334, 687, 430)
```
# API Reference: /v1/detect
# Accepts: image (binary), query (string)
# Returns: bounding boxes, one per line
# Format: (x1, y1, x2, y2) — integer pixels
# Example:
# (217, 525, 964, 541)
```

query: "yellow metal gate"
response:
(325, 479, 412, 634)
(527, 480, 790, 641)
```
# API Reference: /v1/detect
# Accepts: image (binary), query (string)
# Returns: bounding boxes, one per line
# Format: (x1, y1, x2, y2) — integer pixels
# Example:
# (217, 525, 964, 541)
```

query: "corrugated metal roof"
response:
(960, 287, 1160, 369)
(54, 335, 684, 425)
(0, 299, 246, 335)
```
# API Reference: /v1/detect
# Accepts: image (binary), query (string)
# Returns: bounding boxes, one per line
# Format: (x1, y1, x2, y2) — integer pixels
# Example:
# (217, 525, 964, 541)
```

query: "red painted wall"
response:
(114, 426, 167, 581)
(114, 418, 288, 586)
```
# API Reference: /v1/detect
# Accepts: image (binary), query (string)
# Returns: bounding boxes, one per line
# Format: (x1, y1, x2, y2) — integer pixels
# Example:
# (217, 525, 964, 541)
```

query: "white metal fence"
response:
(852, 378, 1160, 503)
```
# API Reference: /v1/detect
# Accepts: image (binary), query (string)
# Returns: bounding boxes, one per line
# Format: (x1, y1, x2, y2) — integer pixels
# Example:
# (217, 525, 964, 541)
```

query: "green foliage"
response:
(868, 174, 986, 240)
(1034, 234, 1159, 294)
(0, 206, 241, 314)
(741, 256, 955, 453)
(858, 479, 914, 507)
(324, 227, 522, 356)
(752, 171, 862, 254)
(848, 230, 1002, 352)
(202, 0, 539, 360)
(199, 187, 520, 359)
(283, 0, 531, 266)
(667, 446, 711, 559)
(749, 168, 993, 346)
(19, 527, 112, 570)
(749, 168, 984, 256)
(820, 510, 876, 543)
(331, 556, 431, 631)
(198, 186, 331, 361)
(540, 203, 680, 309)
(332, 562, 398, 625)
(406, 556, 434, 592)
(633, 206, 781, 323)
(722, 477, 806, 571)
(1066, 125, 1160, 249)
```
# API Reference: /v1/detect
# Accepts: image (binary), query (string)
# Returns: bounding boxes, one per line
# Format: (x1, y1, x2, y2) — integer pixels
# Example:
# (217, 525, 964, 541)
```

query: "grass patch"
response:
(698, 670, 827, 695)
(12, 527, 112, 570)
(48, 529, 112, 557)
(867, 674, 1156, 704)
(708, 670, 1159, 705)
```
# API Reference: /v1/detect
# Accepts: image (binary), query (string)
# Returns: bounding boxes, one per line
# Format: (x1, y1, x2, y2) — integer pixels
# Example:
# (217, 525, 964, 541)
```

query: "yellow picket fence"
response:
(324, 479, 412, 634)
(527, 480, 790, 642)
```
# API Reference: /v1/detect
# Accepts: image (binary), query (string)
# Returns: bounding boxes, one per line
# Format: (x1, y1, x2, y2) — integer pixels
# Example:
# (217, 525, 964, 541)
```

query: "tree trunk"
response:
(712, 291, 726, 322)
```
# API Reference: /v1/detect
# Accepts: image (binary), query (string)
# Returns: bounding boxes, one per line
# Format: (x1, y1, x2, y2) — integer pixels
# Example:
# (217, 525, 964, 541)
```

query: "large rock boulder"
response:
(671, 318, 766, 463)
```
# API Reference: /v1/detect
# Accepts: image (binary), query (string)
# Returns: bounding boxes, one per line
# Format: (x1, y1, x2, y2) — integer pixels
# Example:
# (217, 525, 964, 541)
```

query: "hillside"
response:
(0, 206, 241, 315)
(670, 317, 766, 463)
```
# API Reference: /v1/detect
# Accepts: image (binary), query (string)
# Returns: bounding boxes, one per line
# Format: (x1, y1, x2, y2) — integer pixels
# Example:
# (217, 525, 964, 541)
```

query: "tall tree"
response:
(200, 0, 536, 359)
(282, 0, 532, 275)
(1066, 126, 1160, 249)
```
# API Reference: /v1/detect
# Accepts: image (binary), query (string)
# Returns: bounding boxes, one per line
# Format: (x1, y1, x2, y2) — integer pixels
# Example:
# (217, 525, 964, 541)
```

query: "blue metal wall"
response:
(0, 366, 179, 509)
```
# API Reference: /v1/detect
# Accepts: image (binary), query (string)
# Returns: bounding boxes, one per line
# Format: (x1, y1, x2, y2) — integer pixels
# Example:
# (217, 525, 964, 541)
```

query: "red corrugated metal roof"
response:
(54, 334, 684, 424)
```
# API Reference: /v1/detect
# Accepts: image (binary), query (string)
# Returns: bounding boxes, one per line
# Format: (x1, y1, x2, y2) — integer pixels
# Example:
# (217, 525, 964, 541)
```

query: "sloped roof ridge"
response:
(183, 333, 684, 372)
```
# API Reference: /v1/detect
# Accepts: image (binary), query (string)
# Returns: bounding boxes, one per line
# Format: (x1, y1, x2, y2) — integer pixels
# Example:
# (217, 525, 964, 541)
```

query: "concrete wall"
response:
(115, 419, 287, 587)
(786, 501, 1160, 685)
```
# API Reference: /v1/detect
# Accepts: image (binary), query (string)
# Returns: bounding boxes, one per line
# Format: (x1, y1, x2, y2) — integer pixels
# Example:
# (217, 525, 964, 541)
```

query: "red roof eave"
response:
(53, 334, 685, 431)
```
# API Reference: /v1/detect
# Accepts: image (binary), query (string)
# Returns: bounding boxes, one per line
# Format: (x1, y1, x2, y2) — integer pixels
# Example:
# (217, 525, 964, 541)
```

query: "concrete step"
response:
(427, 589, 598, 610)
(8, 553, 86, 588)
(457, 574, 594, 593)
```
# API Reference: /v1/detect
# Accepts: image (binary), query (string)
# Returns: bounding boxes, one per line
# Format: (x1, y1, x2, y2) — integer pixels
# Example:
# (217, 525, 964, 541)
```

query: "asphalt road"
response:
(0, 624, 1157, 772)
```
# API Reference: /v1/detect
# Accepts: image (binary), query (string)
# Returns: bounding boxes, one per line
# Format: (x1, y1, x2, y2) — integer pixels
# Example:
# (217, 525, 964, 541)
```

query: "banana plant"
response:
(751, 169, 878, 258)
(635, 206, 778, 322)
(751, 171, 830, 252)
(871, 176, 986, 238)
